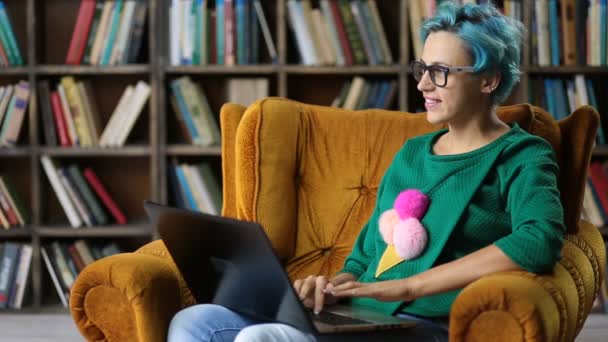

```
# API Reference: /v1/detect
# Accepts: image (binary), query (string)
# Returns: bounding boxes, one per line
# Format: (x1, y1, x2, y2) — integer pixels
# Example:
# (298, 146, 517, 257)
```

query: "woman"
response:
(168, 2, 564, 341)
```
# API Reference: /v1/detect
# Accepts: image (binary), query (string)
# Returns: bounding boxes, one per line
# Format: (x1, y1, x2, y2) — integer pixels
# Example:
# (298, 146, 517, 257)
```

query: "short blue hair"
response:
(420, 1, 525, 105)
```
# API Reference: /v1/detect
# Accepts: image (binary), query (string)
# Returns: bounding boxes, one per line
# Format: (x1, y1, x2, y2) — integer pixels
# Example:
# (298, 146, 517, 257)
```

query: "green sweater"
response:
(339, 123, 565, 317)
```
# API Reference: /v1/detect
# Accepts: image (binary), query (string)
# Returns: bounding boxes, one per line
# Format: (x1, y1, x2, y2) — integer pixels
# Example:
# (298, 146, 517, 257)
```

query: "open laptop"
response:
(144, 201, 417, 335)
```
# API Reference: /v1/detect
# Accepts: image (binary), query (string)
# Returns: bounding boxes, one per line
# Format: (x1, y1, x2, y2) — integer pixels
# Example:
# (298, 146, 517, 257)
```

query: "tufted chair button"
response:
(359, 187, 369, 195)
(322, 248, 332, 256)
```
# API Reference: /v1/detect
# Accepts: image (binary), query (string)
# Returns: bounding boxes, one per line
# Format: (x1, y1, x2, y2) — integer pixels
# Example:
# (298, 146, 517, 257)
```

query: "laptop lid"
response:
(144, 201, 318, 334)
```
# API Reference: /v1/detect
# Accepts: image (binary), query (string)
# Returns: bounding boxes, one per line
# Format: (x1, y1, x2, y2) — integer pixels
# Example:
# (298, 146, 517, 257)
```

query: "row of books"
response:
(528, 75, 606, 144)
(170, 0, 277, 66)
(408, 0, 523, 60)
(0, 81, 30, 147)
(41, 240, 122, 307)
(169, 76, 221, 146)
(66, 0, 148, 65)
(168, 159, 222, 215)
(41, 156, 127, 228)
(38, 78, 150, 148)
(288, 0, 392, 66)
(531, 0, 605, 67)
(331, 77, 397, 110)
(0, 242, 32, 309)
(0, 2, 23, 66)
(0, 175, 28, 229)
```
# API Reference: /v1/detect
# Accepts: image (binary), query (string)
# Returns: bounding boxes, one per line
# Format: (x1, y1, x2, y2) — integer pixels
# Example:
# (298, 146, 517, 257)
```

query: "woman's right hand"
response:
(293, 273, 356, 314)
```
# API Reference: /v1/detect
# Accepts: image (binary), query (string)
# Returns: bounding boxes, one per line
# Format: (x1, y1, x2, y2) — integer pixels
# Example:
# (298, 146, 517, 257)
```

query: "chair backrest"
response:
(220, 98, 599, 280)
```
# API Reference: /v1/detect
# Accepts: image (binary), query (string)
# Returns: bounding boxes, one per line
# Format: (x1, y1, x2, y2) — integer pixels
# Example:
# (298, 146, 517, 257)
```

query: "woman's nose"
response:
(417, 71, 435, 92)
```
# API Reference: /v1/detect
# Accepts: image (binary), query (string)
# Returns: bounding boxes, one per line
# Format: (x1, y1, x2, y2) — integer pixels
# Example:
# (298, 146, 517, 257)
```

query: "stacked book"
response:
(38, 78, 150, 147)
(40, 156, 127, 228)
(227, 77, 269, 107)
(169, 0, 277, 65)
(287, 0, 393, 66)
(0, 174, 28, 229)
(0, 81, 30, 146)
(0, 242, 32, 309)
(41, 240, 122, 307)
(168, 159, 222, 215)
(331, 77, 397, 110)
(0, 2, 23, 66)
(169, 76, 220, 146)
(528, 75, 606, 145)
(65, 0, 148, 65)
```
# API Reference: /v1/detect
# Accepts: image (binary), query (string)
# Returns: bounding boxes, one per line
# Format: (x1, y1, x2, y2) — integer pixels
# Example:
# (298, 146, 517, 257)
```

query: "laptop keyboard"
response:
(312, 310, 372, 325)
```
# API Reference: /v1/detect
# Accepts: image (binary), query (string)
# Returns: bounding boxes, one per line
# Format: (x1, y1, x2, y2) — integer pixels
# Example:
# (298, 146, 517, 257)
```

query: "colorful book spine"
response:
(100, 0, 123, 65)
(215, 0, 225, 65)
(83, 168, 127, 224)
(0, 81, 29, 146)
(66, 0, 97, 64)
(0, 2, 23, 65)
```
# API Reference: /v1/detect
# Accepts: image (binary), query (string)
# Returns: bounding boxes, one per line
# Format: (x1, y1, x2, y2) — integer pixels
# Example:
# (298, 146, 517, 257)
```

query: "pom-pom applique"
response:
(379, 189, 429, 259)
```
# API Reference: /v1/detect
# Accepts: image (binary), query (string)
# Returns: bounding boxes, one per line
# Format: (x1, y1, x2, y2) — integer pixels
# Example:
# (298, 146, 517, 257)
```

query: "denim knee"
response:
(168, 304, 248, 342)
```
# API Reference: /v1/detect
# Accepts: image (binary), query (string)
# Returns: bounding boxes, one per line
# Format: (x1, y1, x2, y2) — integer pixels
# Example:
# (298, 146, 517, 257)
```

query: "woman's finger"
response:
(314, 276, 328, 314)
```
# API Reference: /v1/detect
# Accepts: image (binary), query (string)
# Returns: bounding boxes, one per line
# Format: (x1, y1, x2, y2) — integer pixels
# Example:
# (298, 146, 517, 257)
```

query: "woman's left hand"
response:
(327, 278, 419, 302)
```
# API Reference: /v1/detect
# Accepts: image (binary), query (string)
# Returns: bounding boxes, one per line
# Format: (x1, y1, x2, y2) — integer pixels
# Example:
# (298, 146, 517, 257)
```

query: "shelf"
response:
(0, 227, 32, 238)
(0, 147, 33, 157)
(165, 145, 222, 156)
(0, 67, 30, 75)
(166, 65, 278, 74)
(593, 146, 608, 157)
(283, 65, 401, 75)
(39, 146, 152, 157)
(35, 64, 150, 75)
(525, 66, 608, 74)
(35, 225, 151, 238)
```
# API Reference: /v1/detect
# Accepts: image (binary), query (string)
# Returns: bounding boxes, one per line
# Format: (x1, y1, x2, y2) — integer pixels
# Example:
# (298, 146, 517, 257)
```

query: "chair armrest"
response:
(449, 271, 564, 342)
(70, 240, 195, 342)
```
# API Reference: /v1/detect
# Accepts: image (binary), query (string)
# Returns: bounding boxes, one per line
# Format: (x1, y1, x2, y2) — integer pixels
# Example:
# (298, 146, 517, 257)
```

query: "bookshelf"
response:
(0, 0, 606, 313)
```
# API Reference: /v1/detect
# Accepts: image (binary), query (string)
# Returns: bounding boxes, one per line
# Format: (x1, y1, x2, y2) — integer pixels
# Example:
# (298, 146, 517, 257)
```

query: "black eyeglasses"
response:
(410, 61, 475, 87)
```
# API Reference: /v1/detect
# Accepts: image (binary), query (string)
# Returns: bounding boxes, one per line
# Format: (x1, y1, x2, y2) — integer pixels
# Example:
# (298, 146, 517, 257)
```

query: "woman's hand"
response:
(328, 278, 419, 302)
(293, 273, 356, 314)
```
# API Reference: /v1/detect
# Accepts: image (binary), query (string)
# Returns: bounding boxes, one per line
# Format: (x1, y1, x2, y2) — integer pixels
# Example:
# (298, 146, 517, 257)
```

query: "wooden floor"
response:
(0, 313, 606, 341)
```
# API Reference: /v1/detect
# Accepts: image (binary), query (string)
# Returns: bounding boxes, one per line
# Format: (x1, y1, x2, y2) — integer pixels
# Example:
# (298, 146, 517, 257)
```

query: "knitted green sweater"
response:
(339, 123, 565, 317)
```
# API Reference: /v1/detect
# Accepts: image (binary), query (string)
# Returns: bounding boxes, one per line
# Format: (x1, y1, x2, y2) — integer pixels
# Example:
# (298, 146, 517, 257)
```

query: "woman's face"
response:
(417, 31, 486, 125)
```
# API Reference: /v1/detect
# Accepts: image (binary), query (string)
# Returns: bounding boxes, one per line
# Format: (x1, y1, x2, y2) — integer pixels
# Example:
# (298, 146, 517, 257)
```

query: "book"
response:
(83, 167, 127, 224)
(0, 2, 23, 65)
(41, 156, 83, 228)
(0, 242, 19, 308)
(253, 0, 276, 63)
(9, 244, 31, 309)
(0, 175, 27, 226)
(83, 0, 105, 65)
(37, 81, 58, 146)
(99, 84, 134, 146)
(112, 80, 150, 146)
(67, 165, 109, 226)
(90, 1, 114, 65)
(40, 246, 68, 307)
(50, 91, 72, 147)
(66, 0, 97, 64)
(58, 167, 95, 227)
(0, 81, 29, 146)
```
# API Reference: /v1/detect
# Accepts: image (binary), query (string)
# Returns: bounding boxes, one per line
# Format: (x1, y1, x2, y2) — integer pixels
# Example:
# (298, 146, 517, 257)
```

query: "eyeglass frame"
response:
(410, 60, 476, 88)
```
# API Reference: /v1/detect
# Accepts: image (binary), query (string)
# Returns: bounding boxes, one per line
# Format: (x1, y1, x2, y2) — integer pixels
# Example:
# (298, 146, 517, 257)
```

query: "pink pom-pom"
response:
(378, 209, 400, 245)
(392, 218, 428, 259)
(394, 189, 429, 220)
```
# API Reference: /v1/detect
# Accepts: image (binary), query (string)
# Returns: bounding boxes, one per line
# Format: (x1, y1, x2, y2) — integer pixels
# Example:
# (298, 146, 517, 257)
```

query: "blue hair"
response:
(420, 1, 525, 105)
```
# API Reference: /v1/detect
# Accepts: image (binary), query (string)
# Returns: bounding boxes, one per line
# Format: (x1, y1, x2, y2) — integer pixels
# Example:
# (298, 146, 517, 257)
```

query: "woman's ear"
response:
(480, 72, 501, 94)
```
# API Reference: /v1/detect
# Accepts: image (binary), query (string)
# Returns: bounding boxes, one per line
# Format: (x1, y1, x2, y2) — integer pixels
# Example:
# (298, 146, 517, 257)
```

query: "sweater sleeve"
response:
(494, 141, 565, 274)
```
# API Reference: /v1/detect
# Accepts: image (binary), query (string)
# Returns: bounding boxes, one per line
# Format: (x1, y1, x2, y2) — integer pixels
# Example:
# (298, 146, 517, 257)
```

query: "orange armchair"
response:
(70, 98, 605, 342)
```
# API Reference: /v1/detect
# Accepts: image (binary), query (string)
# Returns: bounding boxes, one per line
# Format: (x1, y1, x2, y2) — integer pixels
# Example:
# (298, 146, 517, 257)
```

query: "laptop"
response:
(144, 201, 417, 335)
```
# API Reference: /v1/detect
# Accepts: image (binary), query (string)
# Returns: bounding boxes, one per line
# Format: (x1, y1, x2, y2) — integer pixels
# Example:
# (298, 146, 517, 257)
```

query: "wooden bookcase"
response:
(0, 0, 605, 313)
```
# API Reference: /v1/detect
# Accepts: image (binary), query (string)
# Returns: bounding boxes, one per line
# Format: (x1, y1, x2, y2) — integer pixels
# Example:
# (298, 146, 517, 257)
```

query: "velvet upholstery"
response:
(70, 98, 605, 342)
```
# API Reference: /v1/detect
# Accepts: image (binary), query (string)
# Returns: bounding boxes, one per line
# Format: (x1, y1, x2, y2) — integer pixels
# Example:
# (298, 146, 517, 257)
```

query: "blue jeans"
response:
(168, 304, 448, 342)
